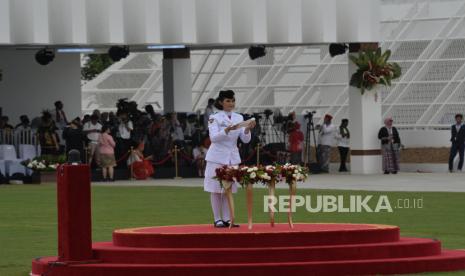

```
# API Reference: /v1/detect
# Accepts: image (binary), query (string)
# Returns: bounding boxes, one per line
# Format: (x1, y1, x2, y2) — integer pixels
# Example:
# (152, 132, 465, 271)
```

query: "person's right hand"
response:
(225, 124, 239, 134)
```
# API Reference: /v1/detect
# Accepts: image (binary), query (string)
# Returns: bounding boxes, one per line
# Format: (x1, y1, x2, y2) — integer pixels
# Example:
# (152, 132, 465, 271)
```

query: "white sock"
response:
(221, 193, 230, 222)
(210, 193, 222, 222)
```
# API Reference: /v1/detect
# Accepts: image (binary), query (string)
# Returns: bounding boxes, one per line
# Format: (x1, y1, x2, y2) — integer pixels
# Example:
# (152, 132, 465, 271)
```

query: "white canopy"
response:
(0, 0, 380, 47)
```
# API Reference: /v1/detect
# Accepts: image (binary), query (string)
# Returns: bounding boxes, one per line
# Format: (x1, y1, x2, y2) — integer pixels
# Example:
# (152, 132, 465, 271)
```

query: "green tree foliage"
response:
(81, 54, 114, 81)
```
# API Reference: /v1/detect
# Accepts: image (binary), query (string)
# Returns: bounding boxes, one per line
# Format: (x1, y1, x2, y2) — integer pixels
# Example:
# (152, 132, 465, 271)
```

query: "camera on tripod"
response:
(264, 109, 273, 118)
(304, 111, 317, 120)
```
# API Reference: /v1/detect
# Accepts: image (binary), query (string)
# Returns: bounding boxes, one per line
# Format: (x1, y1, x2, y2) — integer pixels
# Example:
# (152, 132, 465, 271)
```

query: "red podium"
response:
(56, 164, 92, 262)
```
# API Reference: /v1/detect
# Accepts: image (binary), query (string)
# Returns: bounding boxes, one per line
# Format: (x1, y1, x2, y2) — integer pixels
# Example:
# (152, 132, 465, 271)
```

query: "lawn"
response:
(1, 184, 465, 276)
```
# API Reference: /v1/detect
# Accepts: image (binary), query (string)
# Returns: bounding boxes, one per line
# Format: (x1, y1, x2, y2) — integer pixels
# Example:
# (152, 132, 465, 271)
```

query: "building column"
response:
(348, 43, 382, 174)
(162, 48, 192, 113)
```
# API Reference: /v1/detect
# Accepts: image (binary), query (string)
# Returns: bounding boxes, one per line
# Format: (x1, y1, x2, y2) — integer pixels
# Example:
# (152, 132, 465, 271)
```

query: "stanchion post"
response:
(256, 143, 261, 166)
(130, 147, 134, 181)
(85, 145, 90, 164)
(174, 145, 182, 180)
(303, 142, 308, 167)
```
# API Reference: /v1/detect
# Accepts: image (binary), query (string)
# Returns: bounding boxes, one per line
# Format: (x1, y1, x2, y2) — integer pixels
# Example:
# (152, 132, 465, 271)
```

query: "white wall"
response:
(0, 50, 81, 124)
(400, 130, 450, 148)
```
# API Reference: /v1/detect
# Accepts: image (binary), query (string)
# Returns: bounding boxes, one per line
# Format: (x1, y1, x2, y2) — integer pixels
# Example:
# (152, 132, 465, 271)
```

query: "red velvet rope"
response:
(262, 150, 278, 160)
(179, 152, 194, 162)
(240, 149, 257, 164)
(115, 150, 131, 164)
(152, 153, 173, 166)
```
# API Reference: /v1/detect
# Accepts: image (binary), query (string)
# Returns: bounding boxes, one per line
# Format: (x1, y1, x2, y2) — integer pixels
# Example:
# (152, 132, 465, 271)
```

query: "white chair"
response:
(0, 145, 25, 177)
(0, 160, 6, 176)
(0, 145, 18, 160)
(19, 144, 37, 160)
(6, 161, 26, 177)
(19, 145, 37, 176)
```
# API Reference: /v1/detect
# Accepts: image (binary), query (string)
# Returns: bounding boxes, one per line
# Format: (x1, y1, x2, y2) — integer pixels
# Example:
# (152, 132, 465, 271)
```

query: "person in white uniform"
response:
(204, 90, 256, 228)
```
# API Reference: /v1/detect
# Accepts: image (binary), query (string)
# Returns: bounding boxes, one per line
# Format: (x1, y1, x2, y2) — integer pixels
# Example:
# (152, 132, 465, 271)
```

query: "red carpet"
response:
(31, 223, 465, 276)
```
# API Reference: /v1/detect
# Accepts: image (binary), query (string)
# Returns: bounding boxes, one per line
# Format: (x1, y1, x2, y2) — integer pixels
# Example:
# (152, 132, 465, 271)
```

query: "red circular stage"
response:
(32, 223, 465, 276)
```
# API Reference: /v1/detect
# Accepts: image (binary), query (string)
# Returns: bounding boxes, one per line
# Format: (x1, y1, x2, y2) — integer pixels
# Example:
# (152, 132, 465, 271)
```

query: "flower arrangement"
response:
(215, 164, 308, 186)
(22, 155, 66, 172)
(214, 163, 308, 229)
(214, 165, 237, 187)
(349, 48, 401, 94)
(261, 165, 282, 185)
(240, 166, 269, 187)
(280, 163, 309, 185)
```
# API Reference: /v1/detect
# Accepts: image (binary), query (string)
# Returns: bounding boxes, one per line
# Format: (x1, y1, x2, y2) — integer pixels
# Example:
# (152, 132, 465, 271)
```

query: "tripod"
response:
(304, 113, 319, 167)
(260, 115, 283, 145)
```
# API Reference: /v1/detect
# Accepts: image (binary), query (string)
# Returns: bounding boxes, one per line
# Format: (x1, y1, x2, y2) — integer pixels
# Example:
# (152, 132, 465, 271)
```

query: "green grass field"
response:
(1, 184, 465, 276)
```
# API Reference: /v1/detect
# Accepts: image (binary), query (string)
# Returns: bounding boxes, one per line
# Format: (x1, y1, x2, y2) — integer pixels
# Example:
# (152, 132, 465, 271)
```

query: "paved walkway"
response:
(93, 172, 465, 193)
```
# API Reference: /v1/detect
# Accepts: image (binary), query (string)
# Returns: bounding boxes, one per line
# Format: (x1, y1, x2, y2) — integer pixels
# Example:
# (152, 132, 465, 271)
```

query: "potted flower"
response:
(215, 165, 239, 228)
(349, 48, 401, 94)
(280, 163, 309, 228)
(261, 165, 282, 227)
(239, 165, 263, 230)
(22, 155, 66, 184)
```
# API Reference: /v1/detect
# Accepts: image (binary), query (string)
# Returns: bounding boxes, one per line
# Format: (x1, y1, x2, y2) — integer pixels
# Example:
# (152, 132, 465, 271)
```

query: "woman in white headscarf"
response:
(378, 117, 401, 174)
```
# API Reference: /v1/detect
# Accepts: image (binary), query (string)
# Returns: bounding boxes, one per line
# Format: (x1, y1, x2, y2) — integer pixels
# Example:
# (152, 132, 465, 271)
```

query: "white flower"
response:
(241, 166, 249, 171)
(253, 167, 258, 171)
(250, 172, 256, 179)
(247, 168, 254, 173)
(27, 163, 33, 168)
(294, 169, 299, 174)
(232, 165, 239, 170)
(292, 174, 297, 178)
(265, 165, 274, 170)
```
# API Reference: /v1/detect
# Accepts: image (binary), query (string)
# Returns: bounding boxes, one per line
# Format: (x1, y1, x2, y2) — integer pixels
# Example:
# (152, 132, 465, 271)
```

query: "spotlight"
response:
(35, 48, 55, 66)
(329, 44, 348, 57)
(108, 46, 130, 62)
(248, 45, 267, 60)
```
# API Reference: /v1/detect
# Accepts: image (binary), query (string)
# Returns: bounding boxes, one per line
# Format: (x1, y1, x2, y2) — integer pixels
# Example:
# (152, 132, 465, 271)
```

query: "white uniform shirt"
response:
(335, 127, 350, 148)
(206, 111, 251, 165)
(83, 122, 102, 143)
(318, 123, 336, 146)
(53, 109, 68, 130)
(193, 146, 207, 160)
(118, 121, 133, 139)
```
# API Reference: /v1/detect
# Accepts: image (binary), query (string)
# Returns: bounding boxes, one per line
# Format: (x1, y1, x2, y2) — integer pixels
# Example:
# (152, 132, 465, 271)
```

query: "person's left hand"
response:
(246, 120, 256, 131)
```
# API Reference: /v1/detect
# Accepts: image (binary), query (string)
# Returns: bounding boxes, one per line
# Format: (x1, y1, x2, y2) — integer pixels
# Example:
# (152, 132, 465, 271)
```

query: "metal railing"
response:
(0, 129, 38, 146)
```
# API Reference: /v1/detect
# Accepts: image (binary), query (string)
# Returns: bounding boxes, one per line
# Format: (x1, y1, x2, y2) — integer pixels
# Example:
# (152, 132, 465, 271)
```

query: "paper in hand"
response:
(234, 118, 255, 128)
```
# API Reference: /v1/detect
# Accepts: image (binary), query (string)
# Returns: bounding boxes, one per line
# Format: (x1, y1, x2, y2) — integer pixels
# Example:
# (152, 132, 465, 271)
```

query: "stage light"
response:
(329, 44, 348, 57)
(57, 48, 95, 53)
(248, 45, 267, 60)
(108, 46, 130, 62)
(147, 45, 186, 50)
(35, 48, 55, 66)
